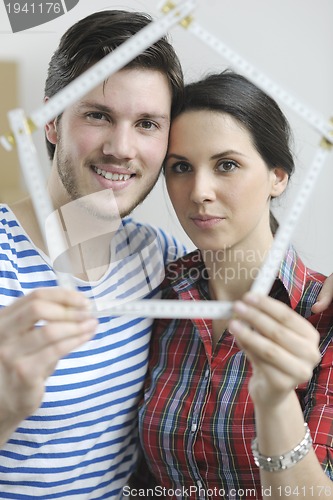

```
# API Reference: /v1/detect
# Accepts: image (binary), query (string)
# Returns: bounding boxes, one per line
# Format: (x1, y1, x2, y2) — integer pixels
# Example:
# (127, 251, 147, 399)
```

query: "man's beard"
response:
(55, 139, 161, 221)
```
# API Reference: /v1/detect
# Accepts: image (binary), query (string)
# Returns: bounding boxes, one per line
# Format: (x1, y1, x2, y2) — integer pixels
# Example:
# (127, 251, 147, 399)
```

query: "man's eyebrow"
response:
(77, 102, 112, 113)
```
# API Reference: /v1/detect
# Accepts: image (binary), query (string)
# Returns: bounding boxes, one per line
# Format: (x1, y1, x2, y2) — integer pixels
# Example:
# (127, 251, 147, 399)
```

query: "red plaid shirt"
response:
(138, 247, 333, 499)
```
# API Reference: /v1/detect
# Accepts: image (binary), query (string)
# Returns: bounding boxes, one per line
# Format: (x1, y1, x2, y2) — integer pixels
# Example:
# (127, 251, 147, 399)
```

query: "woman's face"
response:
(164, 110, 288, 253)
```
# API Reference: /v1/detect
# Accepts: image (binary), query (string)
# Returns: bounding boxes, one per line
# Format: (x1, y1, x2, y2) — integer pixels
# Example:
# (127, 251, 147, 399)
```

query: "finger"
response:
(234, 301, 320, 364)
(242, 293, 319, 342)
(232, 300, 320, 364)
(12, 328, 97, 385)
(311, 300, 330, 314)
(0, 288, 92, 339)
(1, 318, 98, 372)
(26, 288, 90, 309)
(312, 275, 333, 311)
(311, 274, 333, 314)
(11, 318, 98, 358)
(13, 288, 90, 310)
(229, 319, 318, 384)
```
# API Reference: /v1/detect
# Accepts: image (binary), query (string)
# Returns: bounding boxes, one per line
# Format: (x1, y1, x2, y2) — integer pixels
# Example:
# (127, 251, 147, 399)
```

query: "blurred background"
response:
(0, 0, 332, 274)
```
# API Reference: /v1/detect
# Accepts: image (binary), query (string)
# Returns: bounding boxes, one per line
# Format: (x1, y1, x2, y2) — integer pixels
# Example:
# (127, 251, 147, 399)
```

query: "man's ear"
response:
(270, 167, 289, 198)
(44, 96, 58, 145)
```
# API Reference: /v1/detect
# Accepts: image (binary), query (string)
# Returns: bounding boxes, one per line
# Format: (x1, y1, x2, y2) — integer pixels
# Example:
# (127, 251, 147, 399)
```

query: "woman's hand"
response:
(228, 294, 320, 408)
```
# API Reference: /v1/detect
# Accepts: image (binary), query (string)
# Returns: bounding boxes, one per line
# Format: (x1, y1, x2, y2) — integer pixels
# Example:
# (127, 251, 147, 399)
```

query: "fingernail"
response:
(233, 301, 248, 314)
(244, 292, 259, 304)
(77, 309, 94, 320)
(81, 298, 92, 309)
(82, 318, 98, 331)
(229, 319, 242, 334)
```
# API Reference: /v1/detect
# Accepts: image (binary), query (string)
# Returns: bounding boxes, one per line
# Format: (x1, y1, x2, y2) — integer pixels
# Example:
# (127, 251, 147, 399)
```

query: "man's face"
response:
(46, 68, 172, 220)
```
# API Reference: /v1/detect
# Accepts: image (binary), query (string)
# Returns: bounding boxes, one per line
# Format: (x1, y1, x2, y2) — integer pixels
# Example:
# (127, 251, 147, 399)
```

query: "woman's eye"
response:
(217, 160, 238, 172)
(172, 162, 191, 174)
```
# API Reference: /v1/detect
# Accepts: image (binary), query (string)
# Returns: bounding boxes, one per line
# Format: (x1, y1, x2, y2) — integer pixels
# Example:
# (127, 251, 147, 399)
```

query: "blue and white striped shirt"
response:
(0, 204, 185, 499)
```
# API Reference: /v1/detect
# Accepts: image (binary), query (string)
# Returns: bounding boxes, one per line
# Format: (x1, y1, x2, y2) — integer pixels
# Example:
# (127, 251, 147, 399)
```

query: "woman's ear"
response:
(44, 97, 58, 145)
(270, 167, 289, 198)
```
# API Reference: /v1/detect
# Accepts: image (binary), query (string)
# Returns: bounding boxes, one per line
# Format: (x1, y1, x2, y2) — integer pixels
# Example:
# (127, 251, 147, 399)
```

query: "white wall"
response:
(0, 0, 332, 274)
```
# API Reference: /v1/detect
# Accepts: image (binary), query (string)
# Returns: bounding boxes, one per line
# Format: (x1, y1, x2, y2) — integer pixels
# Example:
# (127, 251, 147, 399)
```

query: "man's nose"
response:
(102, 125, 136, 159)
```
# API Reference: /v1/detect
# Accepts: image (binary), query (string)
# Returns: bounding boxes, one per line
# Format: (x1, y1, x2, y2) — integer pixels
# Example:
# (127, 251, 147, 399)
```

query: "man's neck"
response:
(62, 233, 114, 282)
(10, 197, 47, 253)
(9, 197, 115, 282)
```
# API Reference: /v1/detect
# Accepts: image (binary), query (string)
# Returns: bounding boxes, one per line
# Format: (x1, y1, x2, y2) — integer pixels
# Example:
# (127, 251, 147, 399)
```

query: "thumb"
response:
(312, 274, 333, 314)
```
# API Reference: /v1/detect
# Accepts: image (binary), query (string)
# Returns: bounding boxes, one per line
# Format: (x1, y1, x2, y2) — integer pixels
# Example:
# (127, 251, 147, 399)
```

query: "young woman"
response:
(138, 71, 333, 499)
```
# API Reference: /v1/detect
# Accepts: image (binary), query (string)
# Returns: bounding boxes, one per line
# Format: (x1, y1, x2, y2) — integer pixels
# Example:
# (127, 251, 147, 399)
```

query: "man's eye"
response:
(139, 120, 157, 130)
(87, 112, 108, 121)
(217, 160, 238, 172)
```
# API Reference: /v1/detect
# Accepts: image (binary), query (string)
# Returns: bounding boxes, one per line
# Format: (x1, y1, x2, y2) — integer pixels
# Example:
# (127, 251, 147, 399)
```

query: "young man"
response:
(0, 10, 185, 498)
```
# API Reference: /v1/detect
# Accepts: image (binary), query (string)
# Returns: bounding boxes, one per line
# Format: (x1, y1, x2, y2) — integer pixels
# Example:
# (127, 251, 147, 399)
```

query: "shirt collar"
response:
(277, 245, 308, 309)
(165, 246, 308, 310)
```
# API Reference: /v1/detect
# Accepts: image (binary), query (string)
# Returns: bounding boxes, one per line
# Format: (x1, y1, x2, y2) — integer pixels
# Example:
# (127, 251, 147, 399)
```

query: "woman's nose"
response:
(189, 172, 216, 204)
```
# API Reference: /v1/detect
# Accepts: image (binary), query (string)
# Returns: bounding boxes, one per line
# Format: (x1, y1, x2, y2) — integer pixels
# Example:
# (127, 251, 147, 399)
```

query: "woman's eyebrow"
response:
(210, 149, 248, 160)
(165, 153, 188, 161)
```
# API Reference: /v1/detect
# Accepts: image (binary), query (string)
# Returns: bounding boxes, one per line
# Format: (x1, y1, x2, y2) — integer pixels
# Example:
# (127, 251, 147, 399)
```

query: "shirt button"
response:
(191, 423, 197, 432)
(205, 369, 210, 378)
(197, 480, 203, 488)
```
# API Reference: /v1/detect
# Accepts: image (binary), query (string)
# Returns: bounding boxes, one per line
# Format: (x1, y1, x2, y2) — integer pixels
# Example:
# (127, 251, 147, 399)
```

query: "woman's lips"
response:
(190, 215, 226, 229)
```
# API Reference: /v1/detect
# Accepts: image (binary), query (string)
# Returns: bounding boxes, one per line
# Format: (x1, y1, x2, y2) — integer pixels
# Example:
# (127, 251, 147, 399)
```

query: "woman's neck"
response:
(202, 234, 274, 302)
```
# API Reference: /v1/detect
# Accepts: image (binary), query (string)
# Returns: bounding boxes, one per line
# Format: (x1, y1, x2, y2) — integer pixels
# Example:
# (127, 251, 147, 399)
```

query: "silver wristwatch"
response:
(251, 423, 312, 472)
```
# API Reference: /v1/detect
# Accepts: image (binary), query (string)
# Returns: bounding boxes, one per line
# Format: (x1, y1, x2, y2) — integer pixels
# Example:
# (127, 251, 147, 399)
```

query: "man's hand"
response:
(0, 288, 97, 446)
